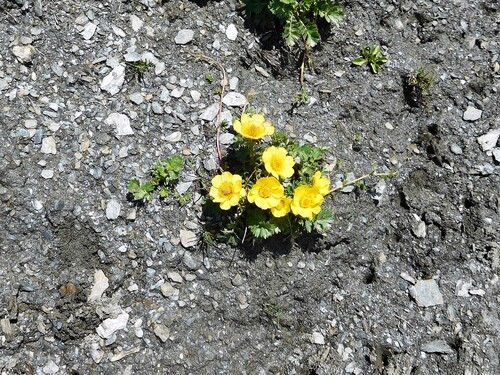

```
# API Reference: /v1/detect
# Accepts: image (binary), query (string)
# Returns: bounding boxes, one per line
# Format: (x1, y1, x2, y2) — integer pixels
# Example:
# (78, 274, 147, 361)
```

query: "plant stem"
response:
(328, 171, 397, 195)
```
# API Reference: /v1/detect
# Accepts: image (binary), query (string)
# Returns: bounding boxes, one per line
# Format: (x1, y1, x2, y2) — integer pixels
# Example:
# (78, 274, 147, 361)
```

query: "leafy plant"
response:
(125, 60, 154, 82)
(352, 44, 388, 74)
(128, 155, 185, 203)
(242, 0, 344, 85)
(204, 112, 395, 245)
(404, 66, 435, 107)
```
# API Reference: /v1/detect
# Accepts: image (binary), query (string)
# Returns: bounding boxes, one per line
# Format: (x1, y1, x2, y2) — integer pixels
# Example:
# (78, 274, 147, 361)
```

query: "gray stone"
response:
(12, 45, 35, 64)
(100, 65, 126, 95)
(160, 282, 178, 298)
(41, 169, 54, 179)
(165, 131, 182, 142)
(231, 274, 244, 286)
(180, 230, 198, 248)
(106, 199, 121, 220)
(167, 271, 183, 283)
(463, 106, 482, 121)
(225, 24, 238, 41)
(96, 312, 129, 339)
(88, 270, 109, 302)
(477, 129, 500, 151)
(200, 103, 219, 121)
(130, 14, 144, 32)
(174, 29, 194, 45)
(183, 251, 200, 270)
(154, 324, 170, 343)
(311, 332, 325, 345)
(409, 279, 443, 307)
(492, 148, 500, 162)
(105, 113, 134, 136)
(81, 22, 97, 40)
(129, 92, 144, 105)
(222, 92, 247, 107)
(421, 340, 454, 354)
(40, 136, 57, 154)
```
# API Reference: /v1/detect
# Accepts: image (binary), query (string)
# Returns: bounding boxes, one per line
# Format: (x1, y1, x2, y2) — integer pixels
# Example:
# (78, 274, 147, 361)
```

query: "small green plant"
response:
(263, 303, 283, 330)
(243, 0, 344, 85)
(206, 73, 215, 83)
(352, 44, 388, 74)
(128, 155, 185, 202)
(204, 112, 396, 245)
(294, 86, 310, 105)
(404, 66, 435, 107)
(125, 60, 154, 82)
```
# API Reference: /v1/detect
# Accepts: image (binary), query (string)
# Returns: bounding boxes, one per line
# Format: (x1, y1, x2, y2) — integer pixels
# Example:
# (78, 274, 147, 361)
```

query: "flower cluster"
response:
(207, 113, 333, 242)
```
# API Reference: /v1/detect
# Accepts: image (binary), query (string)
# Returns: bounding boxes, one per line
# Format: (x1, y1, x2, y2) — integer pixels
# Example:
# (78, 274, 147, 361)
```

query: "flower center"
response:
(221, 185, 233, 196)
(245, 123, 260, 138)
(259, 186, 271, 198)
(301, 196, 312, 207)
(271, 156, 283, 172)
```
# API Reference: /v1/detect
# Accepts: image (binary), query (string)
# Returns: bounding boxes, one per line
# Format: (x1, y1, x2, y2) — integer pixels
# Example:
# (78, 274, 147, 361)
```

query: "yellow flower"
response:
(209, 171, 246, 210)
(247, 177, 284, 210)
(312, 171, 330, 196)
(290, 186, 324, 219)
(271, 197, 292, 218)
(262, 146, 295, 179)
(233, 113, 275, 140)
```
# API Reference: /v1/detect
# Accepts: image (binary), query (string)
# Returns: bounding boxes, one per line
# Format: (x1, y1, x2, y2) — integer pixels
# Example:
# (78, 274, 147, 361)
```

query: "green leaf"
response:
(300, 19, 320, 48)
(159, 187, 170, 198)
(317, 2, 344, 24)
(370, 62, 380, 74)
(352, 57, 367, 66)
(313, 208, 334, 232)
(128, 179, 141, 193)
(283, 18, 301, 47)
(249, 221, 279, 239)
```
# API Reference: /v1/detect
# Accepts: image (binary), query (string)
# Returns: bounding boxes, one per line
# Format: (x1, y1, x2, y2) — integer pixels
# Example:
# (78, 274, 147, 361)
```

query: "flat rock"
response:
(160, 282, 178, 298)
(311, 332, 325, 345)
(154, 324, 170, 343)
(41, 169, 54, 179)
(100, 65, 125, 95)
(88, 270, 109, 302)
(174, 29, 194, 45)
(200, 103, 219, 121)
(165, 131, 182, 142)
(477, 129, 500, 151)
(222, 92, 247, 107)
(421, 340, 454, 354)
(130, 14, 144, 32)
(106, 199, 121, 220)
(40, 136, 57, 154)
(409, 279, 443, 307)
(225, 24, 238, 41)
(105, 113, 134, 136)
(96, 312, 129, 339)
(81, 22, 97, 40)
(12, 45, 35, 64)
(463, 106, 482, 121)
(180, 230, 198, 248)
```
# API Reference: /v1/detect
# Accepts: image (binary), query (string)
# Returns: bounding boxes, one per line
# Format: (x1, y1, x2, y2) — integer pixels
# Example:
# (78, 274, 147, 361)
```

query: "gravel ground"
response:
(1, 0, 499, 374)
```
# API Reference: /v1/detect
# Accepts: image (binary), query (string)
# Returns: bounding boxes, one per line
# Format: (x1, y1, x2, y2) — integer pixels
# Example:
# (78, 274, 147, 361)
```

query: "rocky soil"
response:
(0, 0, 499, 374)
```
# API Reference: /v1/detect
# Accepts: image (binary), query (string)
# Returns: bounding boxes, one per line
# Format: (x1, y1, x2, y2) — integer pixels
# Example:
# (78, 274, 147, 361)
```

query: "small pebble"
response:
(175, 29, 194, 45)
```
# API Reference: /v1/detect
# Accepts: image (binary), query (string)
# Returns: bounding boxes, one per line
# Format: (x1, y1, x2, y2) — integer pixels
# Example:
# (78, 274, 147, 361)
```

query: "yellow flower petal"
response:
(247, 177, 284, 210)
(262, 146, 295, 179)
(209, 172, 245, 210)
(232, 113, 275, 140)
(312, 171, 330, 196)
(271, 197, 292, 218)
(290, 185, 324, 219)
